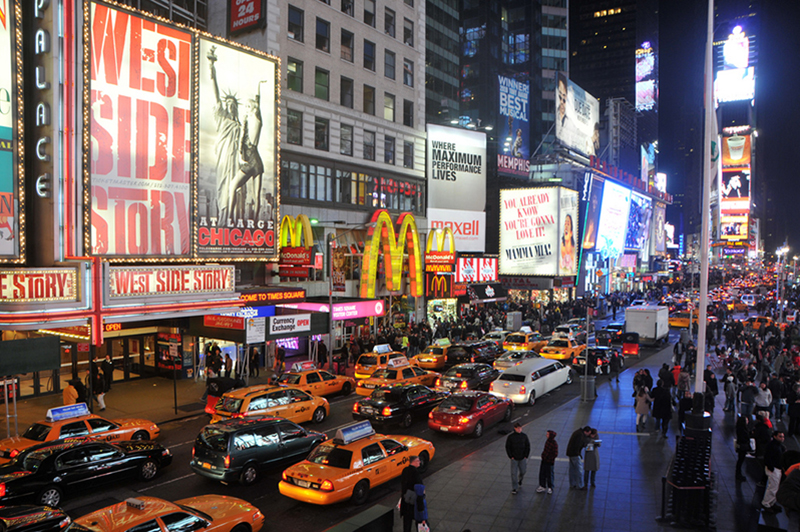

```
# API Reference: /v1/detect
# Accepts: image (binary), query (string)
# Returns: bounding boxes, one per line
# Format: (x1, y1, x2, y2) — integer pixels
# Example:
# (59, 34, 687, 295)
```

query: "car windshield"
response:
(505, 335, 526, 344)
(358, 356, 378, 366)
(177, 504, 213, 522)
(438, 396, 474, 413)
(370, 389, 403, 402)
(216, 396, 244, 413)
(499, 373, 526, 383)
(307, 444, 353, 468)
(444, 367, 473, 378)
(22, 423, 52, 442)
(422, 347, 444, 355)
(370, 369, 397, 380)
(198, 426, 229, 452)
(277, 374, 302, 385)
(549, 340, 569, 348)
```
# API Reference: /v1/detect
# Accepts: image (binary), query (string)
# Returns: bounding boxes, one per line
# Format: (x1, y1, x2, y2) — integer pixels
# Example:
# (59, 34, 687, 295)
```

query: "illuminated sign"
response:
(0, 269, 78, 302)
(721, 134, 751, 167)
(239, 288, 305, 305)
(426, 124, 486, 212)
(595, 181, 632, 260)
(498, 75, 530, 177)
(108, 265, 235, 298)
(720, 214, 748, 241)
(269, 314, 311, 335)
(720, 168, 750, 213)
(229, 0, 265, 35)
(456, 257, 498, 283)
(427, 208, 485, 253)
(724, 247, 746, 256)
(715, 68, 755, 103)
(204, 314, 245, 330)
(635, 41, 657, 112)
(282, 300, 385, 320)
(279, 215, 314, 265)
(556, 73, 600, 157)
(426, 273, 452, 298)
(624, 192, 653, 251)
(425, 227, 455, 271)
(360, 210, 423, 299)
(0, 0, 22, 261)
(278, 266, 311, 278)
(654, 172, 667, 194)
(723, 25, 750, 69)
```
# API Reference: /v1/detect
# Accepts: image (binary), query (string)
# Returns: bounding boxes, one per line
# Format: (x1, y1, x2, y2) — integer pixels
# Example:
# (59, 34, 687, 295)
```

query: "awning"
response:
(466, 283, 507, 303)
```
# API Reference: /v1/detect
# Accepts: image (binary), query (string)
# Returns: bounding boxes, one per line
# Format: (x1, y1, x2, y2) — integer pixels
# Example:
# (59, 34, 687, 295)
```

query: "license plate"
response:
(364, 383, 375, 389)
(296, 479, 310, 488)
(202, 462, 212, 469)
(363, 407, 375, 415)
(445, 381, 456, 388)
(440, 426, 449, 432)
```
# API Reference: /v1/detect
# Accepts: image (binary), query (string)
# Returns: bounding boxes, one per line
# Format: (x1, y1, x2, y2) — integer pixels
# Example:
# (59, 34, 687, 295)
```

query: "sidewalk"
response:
(387, 344, 770, 532)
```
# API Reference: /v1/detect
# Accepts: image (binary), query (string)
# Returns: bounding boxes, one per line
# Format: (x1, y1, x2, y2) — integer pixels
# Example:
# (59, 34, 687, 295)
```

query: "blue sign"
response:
(336, 421, 375, 445)
(46, 403, 90, 422)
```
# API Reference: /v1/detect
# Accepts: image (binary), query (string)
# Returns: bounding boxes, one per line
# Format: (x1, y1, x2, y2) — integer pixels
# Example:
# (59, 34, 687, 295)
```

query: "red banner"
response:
(279, 266, 310, 278)
(229, 0, 264, 34)
(204, 314, 245, 330)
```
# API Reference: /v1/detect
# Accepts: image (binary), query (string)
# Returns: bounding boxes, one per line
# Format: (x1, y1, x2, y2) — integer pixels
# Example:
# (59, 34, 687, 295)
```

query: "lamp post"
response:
(777, 245, 790, 323)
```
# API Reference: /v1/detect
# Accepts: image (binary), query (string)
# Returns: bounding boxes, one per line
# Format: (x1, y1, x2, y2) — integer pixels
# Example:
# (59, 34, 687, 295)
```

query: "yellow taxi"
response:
(502, 330, 548, 353)
(0, 403, 159, 462)
(211, 385, 330, 424)
(279, 421, 435, 505)
(354, 344, 407, 380)
(276, 361, 356, 396)
(668, 312, 717, 329)
(74, 495, 265, 532)
(539, 337, 585, 363)
(355, 357, 439, 396)
(409, 338, 451, 370)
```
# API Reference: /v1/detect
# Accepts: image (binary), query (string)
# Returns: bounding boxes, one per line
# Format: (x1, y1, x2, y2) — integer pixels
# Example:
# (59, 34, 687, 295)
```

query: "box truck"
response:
(625, 306, 669, 345)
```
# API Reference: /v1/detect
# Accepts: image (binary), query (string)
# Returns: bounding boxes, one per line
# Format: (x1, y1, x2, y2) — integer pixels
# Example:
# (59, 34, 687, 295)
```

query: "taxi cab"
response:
(354, 344, 407, 380)
(539, 336, 585, 363)
(278, 421, 435, 505)
(211, 385, 329, 424)
(502, 330, 547, 353)
(356, 357, 439, 396)
(276, 361, 356, 397)
(668, 312, 717, 329)
(409, 339, 451, 370)
(0, 403, 159, 462)
(74, 495, 265, 532)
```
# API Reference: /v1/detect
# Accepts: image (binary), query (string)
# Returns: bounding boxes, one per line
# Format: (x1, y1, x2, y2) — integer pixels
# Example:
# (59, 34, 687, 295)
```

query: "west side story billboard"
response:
(0, 0, 21, 261)
(87, 2, 278, 259)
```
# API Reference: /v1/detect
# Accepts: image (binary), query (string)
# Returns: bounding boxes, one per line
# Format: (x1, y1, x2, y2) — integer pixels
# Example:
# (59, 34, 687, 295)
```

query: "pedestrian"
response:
(762, 431, 786, 514)
(651, 379, 673, 438)
(400, 455, 425, 532)
(274, 345, 286, 373)
(703, 365, 718, 396)
(249, 347, 259, 378)
(634, 387, 652, 432)
(224, 353, 233, 378)
(721, 369, 737, 412)
(102, 355, 114, 391)
(73, 378, 88, 404)
(318, 340, 328, 369)
(735, 414, 751, 481)
(609, 351, 621, 383)
(789, 397, 800, 435)
(677, 368, 691, 399)
(62, 380, 78, 405)
(536, 430, 558, 494)
(566, 426, 591, 489)
(674, 341, 684, 367)
(505, 422, 530, 494)
(754, 381, 773, 418)
(89, 365, 106, 411)
(583, 428, 601, 488)
(740, 379, 758, 420)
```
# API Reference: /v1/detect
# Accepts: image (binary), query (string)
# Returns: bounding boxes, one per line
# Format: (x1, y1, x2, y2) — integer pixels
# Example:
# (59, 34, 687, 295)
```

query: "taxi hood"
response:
(176, 494, 259, 521)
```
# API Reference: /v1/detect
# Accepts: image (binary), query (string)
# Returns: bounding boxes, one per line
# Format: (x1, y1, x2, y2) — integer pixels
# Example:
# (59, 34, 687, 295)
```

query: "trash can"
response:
(580, 375, 596, 401)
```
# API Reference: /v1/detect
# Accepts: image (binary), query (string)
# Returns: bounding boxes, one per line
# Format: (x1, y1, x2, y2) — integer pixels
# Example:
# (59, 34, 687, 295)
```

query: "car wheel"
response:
(341, 382, 352, 395)
(417, 451, 430, 473)
(473, 421, 484, 438)
(503, 403, 513, 422)
(401, 412, 413, 428)
(566, 372, 573, 385)
(139, 459, 159, 480)
(351, 480, 370, 505)
(230, 525, 250, 532)
(38, 486, 62, 507)
(240, 463, 258, 485)
(313, 407, 327, 424)
(132, 430, 150, 441)
(527, 391, 536, 406)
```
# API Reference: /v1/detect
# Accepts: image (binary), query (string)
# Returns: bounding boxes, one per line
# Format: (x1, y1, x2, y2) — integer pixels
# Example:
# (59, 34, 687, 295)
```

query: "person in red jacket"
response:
(671, 365, 682, 400)
(537, 430, 559, 494)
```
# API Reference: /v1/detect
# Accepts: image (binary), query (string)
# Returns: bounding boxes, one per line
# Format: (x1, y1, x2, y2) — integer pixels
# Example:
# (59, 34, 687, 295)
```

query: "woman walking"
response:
(634, 387, 653, 432)
(583, 428, 601, 488)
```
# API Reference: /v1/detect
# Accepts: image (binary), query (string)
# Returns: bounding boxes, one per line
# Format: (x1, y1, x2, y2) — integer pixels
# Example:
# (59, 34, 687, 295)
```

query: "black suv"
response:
(190, 416, 325, 485)
(352, 384, 448, 428)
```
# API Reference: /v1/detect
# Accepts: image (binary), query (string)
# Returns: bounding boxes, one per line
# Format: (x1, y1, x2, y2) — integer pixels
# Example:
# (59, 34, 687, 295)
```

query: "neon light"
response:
(359, 210, 423, 298)
(279, 214, 314, 248)
(276, 337, 300, 350)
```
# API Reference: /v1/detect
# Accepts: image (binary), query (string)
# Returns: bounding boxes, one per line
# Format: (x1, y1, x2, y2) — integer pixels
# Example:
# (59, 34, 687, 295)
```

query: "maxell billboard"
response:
(427, 208, 485, 253)
(426, 124, 486, 213)
(497, 75, 530, 177)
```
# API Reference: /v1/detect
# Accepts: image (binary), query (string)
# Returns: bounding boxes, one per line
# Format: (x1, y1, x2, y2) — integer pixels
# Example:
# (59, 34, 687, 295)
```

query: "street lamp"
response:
(777, 245, 790, 323)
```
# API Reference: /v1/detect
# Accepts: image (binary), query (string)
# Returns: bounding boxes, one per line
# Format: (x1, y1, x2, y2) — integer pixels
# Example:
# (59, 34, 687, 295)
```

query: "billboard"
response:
(595, 180, 631, 260)
(89, 3, 193, 257)
(715, 67, 755, 103)
(635, 41, 657, 112)
(624, 192, 653, 252)
(555, 73, 600, 157)
(721, 214, 748, 241)
(498, 75, 530, 177)
(652, 202, 666, 254)
(654, 172, 667, 194)
(426, 124, 486, 212)
(0, 0, 20, 260)
(197, 37, 277, 256)
(499, 187, 577, 277)
(359, 210, 423, 299)
(456, 257, 498, 284)
(721, 134, 751, 167)
(581, 177, 603, 251)
(720, 168, 750, 213)
(715, 23, 756, 105)
(427, 208, 485, 252)
(229, 0, 266, 35)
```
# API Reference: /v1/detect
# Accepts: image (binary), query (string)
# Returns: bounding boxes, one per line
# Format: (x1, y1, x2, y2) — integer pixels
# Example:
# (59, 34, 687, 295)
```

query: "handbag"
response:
(417, 523, 430, 532)
(403, 489, 417, 505)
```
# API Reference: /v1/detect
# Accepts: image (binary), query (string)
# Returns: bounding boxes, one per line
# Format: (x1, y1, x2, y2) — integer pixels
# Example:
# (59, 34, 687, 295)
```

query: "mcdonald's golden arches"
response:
(359, 210, 424, 298)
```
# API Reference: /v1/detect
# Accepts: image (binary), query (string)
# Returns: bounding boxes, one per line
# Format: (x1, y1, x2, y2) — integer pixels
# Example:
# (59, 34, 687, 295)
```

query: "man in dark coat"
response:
(400, 455, 424, 532)
(651, 380, 673, 438)
(609, 351, 622, 383)
(566, 426, 591, 489)
(505, 422, 530, 494)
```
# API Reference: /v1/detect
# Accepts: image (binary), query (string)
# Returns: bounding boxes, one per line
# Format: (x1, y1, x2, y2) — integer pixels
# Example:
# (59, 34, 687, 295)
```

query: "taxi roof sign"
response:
(335, 421, 375, 445)
(373, 344, 393, 354)
(519, 326, 533, 334)
(46, 403, 90, 422)
(386, 357, 410, 368)
(434, 338, 451, 346)
(291, 361, 317, 372)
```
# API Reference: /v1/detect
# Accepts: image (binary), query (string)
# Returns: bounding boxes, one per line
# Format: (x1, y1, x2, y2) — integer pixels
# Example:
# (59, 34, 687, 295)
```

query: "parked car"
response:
(352, 384, 447, 428)
(434, 363, 500, 392)
(493, 350, 542, 371)
(190, 416, 326, 485)
(489, 358, 573, 405)
(428, 392, 513, 437)
(601, 323, 625, 343)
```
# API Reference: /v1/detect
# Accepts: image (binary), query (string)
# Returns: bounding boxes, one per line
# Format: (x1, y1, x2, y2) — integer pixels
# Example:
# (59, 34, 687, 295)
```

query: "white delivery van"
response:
(625, 305, 669, 345)
(489, 358, 572, 406)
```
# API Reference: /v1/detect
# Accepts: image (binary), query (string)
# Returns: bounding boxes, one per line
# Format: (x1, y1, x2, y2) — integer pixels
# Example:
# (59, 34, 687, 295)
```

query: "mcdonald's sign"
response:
(360, 210, 424, 299)
(425, 227, 456, 273)
(279, 215, 314, 266)
(426, 273, 452, 298)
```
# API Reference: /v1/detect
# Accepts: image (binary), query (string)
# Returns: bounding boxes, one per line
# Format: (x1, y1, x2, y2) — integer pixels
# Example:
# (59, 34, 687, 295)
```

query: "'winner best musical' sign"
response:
(108, 265, 235, 299)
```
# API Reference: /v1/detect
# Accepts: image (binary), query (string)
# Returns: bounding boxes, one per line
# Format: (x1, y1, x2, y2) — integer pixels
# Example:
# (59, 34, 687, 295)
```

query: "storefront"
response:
(280, 298, 386, 351)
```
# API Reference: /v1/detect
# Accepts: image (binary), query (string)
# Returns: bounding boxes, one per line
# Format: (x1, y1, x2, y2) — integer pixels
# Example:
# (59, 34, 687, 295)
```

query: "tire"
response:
(132, 430, 150, 441)
(503, 403, 513, 422)
(139, 459, 159, 480)
(341, 382, 352, 395)
(313, 407, 327, 424)
(473, 421, 484, 438)
(351, 480, 370, 505)
(240, 463, 258, 485)
(566, 371, 573, 385)
(231, 525, 250, 532)
(527, 391, 536, 406)
(401, 412, 413, 428)
(38, 486, 62, 507)
(417, 451, 430, 473)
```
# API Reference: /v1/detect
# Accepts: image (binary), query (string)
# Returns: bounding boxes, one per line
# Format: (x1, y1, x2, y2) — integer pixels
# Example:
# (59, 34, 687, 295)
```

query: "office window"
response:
(287, 110, 303, 145)
(403, 19, 414, 47)
(340, 124, 353, 156)
(403, 99, 413, 127)
(288, 6, 304, 42)
(384, 50, 395, 79)
(315, 68, 329, 100)
(341, 30, 354, 62)
(384, 136, 395, 165)
(316, 18, 330, 52)
(384, 93, 395, 122)
(403, 59, 413, 86)
(403, 141, 414, 168)
(287, 58, 303, 93)
(385, 8, 395, 37)
(364, 131, 376, 160)
(340, 77, 354, 108)
(315, 117, 329, 151)
(404, 0, 413, 6)
(341, 0, 353, 16)
(363, 85, 375, 115)
(364, 0, 375, 27)
(363, 40, 375, 71)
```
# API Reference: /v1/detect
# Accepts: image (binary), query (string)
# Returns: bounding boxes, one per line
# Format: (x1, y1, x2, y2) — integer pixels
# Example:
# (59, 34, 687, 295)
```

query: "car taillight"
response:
(0, 483, 6, 497)
(320, 480, 334, 491)
(382, 407, 392, 416)
(8, 449, 18, 458)
(352, 402, 359, 413)
(428, 411, 434, 419)
(282, 471, 288, 481)
(162, 449, 170, 456)
(231, 412, 245, 419)
(519, 385, 526, 395)
(192, 447, 195, 458)
(489, 383, 494, 391)
(458, 417, 470, 424)
(435, 378, 441, 387)
(252, 511, 263, 523)
(224, 455, 231, 468)
(459, 381, 468, 389)
(470, 357, 475, 362)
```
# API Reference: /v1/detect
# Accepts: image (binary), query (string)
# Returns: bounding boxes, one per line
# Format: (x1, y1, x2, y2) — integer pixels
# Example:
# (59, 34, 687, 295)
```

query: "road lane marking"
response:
(139, 473, 195, 492)
(168, 440, 195, 449)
